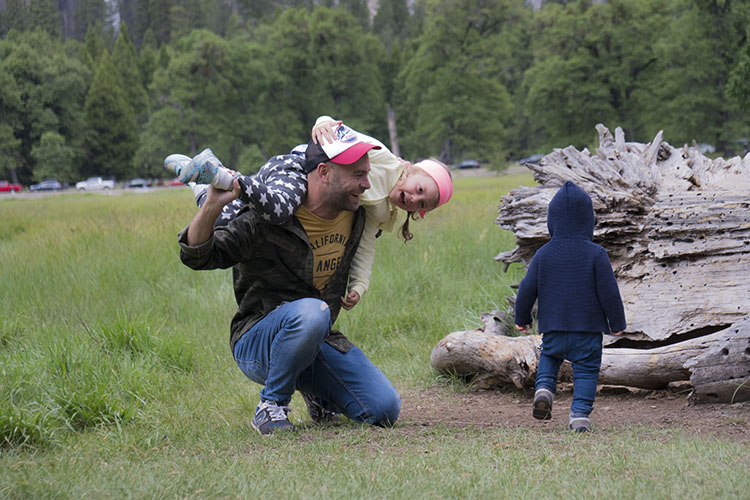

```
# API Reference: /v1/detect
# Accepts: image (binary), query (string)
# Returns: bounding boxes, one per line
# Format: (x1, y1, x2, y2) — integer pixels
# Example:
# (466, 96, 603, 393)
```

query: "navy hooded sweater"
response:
(514, 181, 627, 334)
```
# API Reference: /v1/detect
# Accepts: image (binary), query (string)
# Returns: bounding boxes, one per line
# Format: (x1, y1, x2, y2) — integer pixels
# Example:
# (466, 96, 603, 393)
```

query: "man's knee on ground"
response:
(367, 390, 401, 427)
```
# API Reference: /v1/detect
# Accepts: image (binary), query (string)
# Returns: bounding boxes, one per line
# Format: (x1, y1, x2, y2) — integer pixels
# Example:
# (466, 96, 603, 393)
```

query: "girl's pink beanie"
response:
(416, 159, 453, 217)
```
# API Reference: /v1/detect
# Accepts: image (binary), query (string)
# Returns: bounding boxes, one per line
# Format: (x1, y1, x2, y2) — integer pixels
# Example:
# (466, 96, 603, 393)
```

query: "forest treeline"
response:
(1, 0, 750, 185)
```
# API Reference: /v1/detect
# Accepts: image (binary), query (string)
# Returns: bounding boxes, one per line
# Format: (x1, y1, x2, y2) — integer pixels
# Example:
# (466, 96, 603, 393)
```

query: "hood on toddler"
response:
(546, 181, 595, 240)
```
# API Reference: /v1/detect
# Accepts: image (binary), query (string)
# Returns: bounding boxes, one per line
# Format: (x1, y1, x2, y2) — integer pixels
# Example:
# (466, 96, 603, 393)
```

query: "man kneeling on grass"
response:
(178, 132, 401, 435)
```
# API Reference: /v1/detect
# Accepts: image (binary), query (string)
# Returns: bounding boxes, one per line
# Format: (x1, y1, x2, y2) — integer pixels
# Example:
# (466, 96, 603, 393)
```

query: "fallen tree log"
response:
(432, 126, 750, 402)
(430, 314, 750, 403)
(495, 125, 750, 344)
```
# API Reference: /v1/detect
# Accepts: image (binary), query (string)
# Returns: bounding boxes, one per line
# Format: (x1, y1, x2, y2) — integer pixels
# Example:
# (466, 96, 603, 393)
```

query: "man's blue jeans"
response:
(536, 331, 603, 417)
(232, 298, 401, 426)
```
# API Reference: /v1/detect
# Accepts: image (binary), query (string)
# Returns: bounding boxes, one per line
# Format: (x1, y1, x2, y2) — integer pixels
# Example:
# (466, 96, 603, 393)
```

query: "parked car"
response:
(29, 179, 62, 191)
(166, 177, 184, 187)
(76, 176, 115, 191)
(519, 153, 544, 165)
(0, 180, 23, 192)
(124, 178, 151, 189)
(451, 159, 481, 169)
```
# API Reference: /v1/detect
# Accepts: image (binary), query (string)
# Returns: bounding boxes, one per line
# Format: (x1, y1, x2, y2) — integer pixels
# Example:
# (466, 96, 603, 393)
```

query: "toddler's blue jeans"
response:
(233, 298, 401, 426)
(536, 331, 603, 417)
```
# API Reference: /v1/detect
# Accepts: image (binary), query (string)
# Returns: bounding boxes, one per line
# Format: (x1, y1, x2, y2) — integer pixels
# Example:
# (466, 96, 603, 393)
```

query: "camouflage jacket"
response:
(178, 206, 365, 352)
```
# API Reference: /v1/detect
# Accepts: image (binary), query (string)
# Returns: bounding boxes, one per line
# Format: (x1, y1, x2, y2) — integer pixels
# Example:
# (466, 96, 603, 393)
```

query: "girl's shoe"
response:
(532, 387, 554, 420)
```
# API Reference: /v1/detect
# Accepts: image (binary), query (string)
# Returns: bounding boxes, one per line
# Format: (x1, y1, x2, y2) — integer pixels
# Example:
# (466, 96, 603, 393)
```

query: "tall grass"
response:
(0, 177, 747, 499)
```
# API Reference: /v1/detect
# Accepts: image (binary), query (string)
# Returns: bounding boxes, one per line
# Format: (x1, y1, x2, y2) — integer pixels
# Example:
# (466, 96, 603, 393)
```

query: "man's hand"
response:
(203, 180, 240, 210)
(186, 180, 241, 246)
(312, 119, 342, 145)
(340, 290, 360, 310)
(515, 324, 531, 335)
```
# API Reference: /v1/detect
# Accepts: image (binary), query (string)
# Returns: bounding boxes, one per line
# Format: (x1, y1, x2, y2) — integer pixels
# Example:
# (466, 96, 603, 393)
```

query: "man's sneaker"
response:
(251, 400, 294, 435)
(569, 415, 591, 433)
(300, 391, 339, 424)
(532, 387, 554, 420)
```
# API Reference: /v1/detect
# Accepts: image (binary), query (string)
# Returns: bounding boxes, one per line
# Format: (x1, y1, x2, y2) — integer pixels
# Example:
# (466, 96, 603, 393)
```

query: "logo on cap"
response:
(335, 124, 357, 143)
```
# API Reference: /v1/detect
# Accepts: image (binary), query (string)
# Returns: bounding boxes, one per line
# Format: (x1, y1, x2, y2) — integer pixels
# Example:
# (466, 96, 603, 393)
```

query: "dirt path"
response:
(397, 385, 750, 442)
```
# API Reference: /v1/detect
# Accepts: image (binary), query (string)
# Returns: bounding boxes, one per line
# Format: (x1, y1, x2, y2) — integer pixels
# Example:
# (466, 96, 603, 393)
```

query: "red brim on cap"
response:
(330, 142, 379, 165)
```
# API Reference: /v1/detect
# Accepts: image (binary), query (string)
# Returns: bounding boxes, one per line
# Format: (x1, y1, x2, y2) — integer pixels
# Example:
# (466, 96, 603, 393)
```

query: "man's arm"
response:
(179, 180, 247, 271)
(186, 181, 241, 247)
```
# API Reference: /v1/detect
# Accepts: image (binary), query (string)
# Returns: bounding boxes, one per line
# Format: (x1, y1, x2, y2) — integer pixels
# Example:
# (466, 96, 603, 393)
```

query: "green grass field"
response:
(0, 175, 747, 499)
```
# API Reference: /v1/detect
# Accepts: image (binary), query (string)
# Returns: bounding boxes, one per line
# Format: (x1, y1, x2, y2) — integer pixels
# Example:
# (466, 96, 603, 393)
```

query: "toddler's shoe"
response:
(164, 153, 191, 178)
(165, 148, 237, 190)
(532, 387, 554, 420)
(569, 415, 591, 433)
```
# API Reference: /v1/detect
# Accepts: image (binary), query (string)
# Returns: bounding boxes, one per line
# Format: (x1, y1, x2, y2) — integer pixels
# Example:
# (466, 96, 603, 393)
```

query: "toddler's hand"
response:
(515, 324, 530, 334)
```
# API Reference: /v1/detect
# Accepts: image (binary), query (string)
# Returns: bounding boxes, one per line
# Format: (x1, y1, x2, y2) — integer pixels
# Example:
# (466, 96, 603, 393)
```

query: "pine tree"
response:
(84, 23, 108, 70)
(0, 30, 89, 185)
(0, 65, 22, 183)
(112, 22, 150, 124)
(28, 0, 63, 38)
(727, 42, 750, 111)
(131, 0, 175, 46)
(31, 132, 75, 182)
(0, 0, 29, 36)
(339, 0, 371, 29)
(84, 51, 138, 179)
(373, 0, 410, 49)
(395, 0, 519, 162)
(73, 0, 113, 42)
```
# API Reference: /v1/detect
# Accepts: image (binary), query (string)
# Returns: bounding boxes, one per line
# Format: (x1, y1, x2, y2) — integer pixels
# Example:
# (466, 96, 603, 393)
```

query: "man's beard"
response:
(328, 169, 361, 212)
(329, 188, 360, 212)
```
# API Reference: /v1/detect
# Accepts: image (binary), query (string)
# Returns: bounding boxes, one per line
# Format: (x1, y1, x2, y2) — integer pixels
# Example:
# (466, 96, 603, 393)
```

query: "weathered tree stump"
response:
(431, 125, 750, 402)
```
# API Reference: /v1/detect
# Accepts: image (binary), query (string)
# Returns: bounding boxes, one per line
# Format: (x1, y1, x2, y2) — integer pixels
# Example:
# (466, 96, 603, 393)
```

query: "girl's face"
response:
(389, 168, 440, 213)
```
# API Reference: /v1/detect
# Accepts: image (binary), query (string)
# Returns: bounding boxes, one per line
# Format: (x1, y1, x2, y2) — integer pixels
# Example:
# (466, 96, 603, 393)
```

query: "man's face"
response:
(326, 155, 371, 212)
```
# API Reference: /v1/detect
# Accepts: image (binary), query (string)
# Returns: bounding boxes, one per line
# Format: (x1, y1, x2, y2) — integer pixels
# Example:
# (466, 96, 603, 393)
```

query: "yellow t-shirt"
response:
(295, 204, 354, 292)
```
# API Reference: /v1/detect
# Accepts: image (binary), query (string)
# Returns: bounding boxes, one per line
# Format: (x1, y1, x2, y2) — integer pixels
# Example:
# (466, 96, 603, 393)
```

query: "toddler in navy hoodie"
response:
(514, 181, 626, 432)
